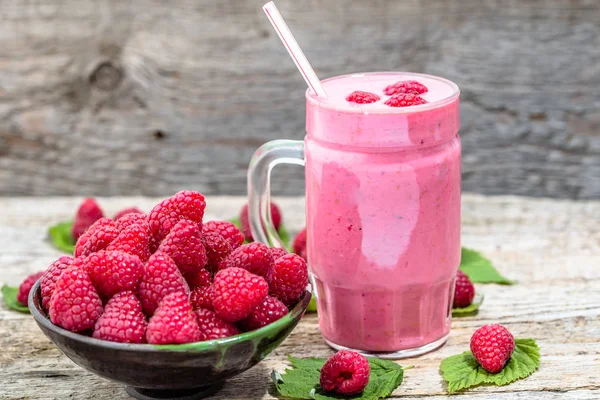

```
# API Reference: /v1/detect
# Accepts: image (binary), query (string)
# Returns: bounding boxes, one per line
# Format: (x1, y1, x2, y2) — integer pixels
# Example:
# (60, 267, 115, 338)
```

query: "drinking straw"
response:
(263, 1, 328, 98)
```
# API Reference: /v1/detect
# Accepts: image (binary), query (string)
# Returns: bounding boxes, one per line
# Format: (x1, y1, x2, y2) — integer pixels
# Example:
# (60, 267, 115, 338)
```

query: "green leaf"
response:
(1, 285, 30, 313)
(307, 294, 317, 313)
(48, 221, 76, 254)
(459, 247, 514, 284)
(440, 338, 540, 393)
(452, 293, 484, 317)
(273, 355, 407, 400)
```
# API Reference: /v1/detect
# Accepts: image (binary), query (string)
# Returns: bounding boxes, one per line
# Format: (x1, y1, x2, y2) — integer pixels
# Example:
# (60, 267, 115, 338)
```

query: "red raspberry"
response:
(240, 202, 282, 242)
(113, 207, 144, 221)
(84, 251, 144, 300)
(93, 291, 147, 343)
(240, 296, 288, 331)
(71, 198, 104, 241)
(346, 91, 380, 104)
(470, 324, 515, 373)
(49, 267, 103, 332)
(146, 291, 201, 344)
(139, 252, 190, 316)
(147, 190, 206, 246)
(268, 254, 308, 306)
(299, 247, 307, 261)
(158, 220, 207, 275)
(219, 242, 274, 278)
(383, 80, 428, 96)
(292, 228, 307, 255)
(195, 308, 239, 340)
(115, 212, 147, 232)
(384, 93, 427, 108)
(106, 220, 151, 263)
(212, 267, 268, 322)
(203, 221, 245, 250)
(320, 350, 370, 395)
(190, 286, 214, 311)
(453, 270, 475, 308)
(74, 218, 119, 258)
(41, 256, 74, 310)
(201, 230, 233, 273)
(16, 271, 44, 305)
(269, 247, 288, 261)
(183, 268, 212, 290)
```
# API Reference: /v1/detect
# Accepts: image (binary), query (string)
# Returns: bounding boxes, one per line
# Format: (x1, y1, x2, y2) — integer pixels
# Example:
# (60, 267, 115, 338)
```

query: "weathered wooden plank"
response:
(0, 1, 599, 198)
(0, 195, 599, 399)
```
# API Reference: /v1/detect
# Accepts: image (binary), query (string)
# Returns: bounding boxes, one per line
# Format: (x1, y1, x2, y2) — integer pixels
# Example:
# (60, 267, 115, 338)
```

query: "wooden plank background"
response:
(0, 0, 599, 198)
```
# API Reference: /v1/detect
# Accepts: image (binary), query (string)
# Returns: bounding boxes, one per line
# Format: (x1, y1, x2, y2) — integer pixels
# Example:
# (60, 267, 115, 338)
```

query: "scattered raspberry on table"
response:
(453, 270, 475, 308)
(470, 324, 515, 373)
(320, 350, 370, 395)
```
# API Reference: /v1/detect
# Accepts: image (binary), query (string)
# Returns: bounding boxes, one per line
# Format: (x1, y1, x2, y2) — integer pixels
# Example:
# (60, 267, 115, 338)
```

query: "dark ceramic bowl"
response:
(29, 281, 311, 400)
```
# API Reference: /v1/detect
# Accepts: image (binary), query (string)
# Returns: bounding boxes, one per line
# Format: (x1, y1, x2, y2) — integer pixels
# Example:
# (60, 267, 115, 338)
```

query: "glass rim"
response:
(305, 71, 460, 115)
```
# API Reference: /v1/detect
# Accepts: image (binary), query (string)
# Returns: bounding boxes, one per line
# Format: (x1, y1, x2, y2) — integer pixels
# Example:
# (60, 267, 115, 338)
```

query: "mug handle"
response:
(247, 140, 305, 249)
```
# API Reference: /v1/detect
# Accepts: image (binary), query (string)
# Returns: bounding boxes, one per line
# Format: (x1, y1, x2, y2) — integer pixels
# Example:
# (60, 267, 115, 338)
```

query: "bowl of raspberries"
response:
(29, 191, 311, 400)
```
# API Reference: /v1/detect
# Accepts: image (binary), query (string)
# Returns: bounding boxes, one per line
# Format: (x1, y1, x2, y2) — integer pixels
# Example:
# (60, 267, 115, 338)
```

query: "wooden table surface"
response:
(1, 195, 599, 399)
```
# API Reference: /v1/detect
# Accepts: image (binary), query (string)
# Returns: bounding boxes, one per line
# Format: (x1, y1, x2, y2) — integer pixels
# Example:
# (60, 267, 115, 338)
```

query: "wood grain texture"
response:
(1, 194, 599, 399)
(0, 1, 599, 198)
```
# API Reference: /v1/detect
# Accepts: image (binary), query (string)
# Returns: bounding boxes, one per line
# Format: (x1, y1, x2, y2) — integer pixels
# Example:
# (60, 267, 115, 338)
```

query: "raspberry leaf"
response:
(307, 294, 317, 313)
(452, 293, 484, 317)
(48, 221, 76, 254)
(273, 355, 407, 400)
(440, 338, 540, 393)
(1, 285, 30, 313)
(459, 247, 514, 284)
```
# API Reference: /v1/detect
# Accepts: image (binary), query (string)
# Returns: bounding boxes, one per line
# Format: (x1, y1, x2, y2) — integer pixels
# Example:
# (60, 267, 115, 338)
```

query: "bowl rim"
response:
(29, 280, 312, 352)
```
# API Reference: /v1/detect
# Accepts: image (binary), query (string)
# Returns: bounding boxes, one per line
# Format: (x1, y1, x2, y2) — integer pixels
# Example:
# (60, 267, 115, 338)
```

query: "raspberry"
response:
(93, 291, 147, 343)
(183, 268, 212, 290)
(320, 350, 370, 395)
(202, 221, 245, 250)
(17, 271, 44, 305)
(453, 270, 475, 308)
(201, 230, 233, 273)
(268, 254, 308, 306)
(158, 220, 207, 275)
(240, 296, 288, 331)
(49, 267, 103, 332)
(84, 251, 144, 300)
(74, 218, 119, 258)
(139, 252, 190, 316)
(470, 324, 516, 373)
(195, 308, 239, 340)
(240, 202, 282, 242)
(113, 207, 144, 221)
(292, 228, 307, 255)
(269, 247, 288, 261)
(147, 190, 206, 246)
(299, 247, 307, 261)
(106, 220, 151, 262)
(115, 212, 147, 232)
(146, 291, 201, 344)
(346, 91, 380, 104)
(219, 242, 274, 278)
(190, 286, 214, 311)
(212, 267, 268, 322)
(383, 80, 428, 96)
(384, 93, 427, 108)
(41, 256, 74, 310)
(71, 198, 104, 241)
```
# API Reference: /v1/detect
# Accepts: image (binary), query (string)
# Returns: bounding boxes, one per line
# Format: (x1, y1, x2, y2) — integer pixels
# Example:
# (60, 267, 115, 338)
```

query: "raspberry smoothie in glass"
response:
(248, 72, 461, 358)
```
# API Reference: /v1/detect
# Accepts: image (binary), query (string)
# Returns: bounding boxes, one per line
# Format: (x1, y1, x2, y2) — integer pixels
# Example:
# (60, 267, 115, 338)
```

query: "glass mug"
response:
(247, 72, 461, 358)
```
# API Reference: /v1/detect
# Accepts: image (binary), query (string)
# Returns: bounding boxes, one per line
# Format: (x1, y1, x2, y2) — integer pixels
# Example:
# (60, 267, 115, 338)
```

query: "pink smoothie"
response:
(305, 72, 461, 353)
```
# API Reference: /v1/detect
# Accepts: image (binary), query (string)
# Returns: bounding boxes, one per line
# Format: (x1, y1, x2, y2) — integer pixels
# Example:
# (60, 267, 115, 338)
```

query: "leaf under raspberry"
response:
(460, 247, 514, 284)
(452, 293, 484, 317)
(440, 338, 540, 393)
(227, 217, 291, 251)
(48, 221, 76, 254)
(1, 285, 30, 313)
(272, 355, 407, 400)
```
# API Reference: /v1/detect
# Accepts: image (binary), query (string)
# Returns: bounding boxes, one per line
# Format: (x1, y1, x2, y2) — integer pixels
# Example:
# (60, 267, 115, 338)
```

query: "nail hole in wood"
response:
(153, 130, 167, 140)
(89, 62, 123, 91)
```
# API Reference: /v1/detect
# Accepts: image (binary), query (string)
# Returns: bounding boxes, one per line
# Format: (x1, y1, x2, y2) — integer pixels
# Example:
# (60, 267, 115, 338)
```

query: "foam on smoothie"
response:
(308, 72, 458, 114)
